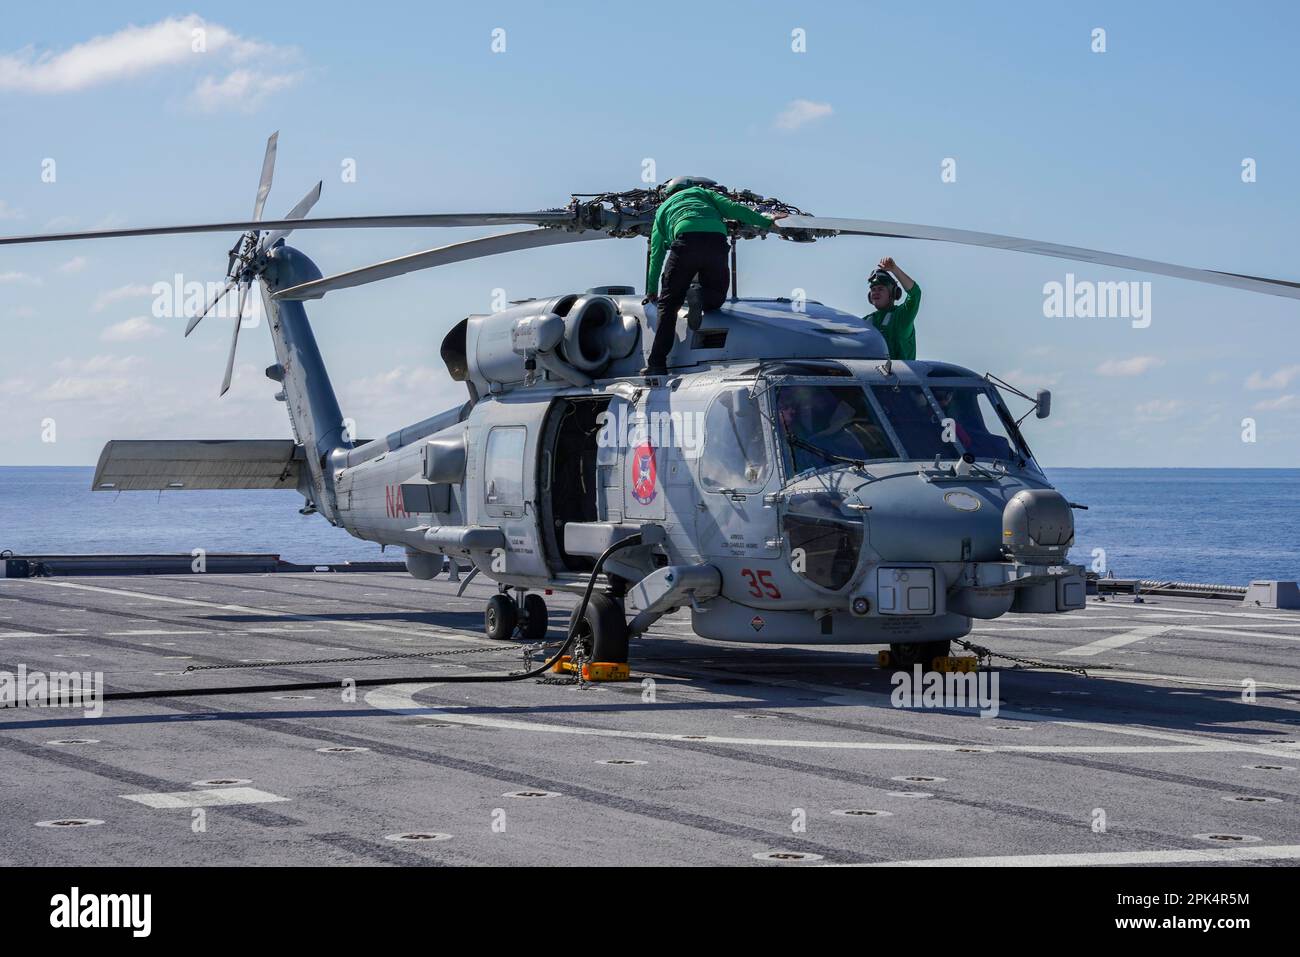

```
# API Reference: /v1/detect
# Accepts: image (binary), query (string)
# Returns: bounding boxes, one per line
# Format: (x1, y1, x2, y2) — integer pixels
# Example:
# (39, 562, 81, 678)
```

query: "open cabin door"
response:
(538, 394, 617, 573)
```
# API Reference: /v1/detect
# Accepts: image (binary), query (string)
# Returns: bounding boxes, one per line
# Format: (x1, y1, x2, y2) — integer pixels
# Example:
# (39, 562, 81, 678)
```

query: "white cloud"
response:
(340, 365, 462, 433)
(53, 355, 142, 374)
(0, 199, 22, 220)
(1001, 368, 1063, 388)
(773, 98, 833, 131)
(1134, 398, 1183, 422)
(1245, 365, 1300, 391)
(39, 376, 135, 401)
(58, 256, 88, 274)
(1253, 394, 1299, 412)
(344, 365, 449, 401)
(0, 16, 300, 113)
(1095, 355, 1165, 377)
(100, 316, 164, 341)
(93, 283, 153, 312)
(0, 270, 41, 285)
(191, 69, 300, 113)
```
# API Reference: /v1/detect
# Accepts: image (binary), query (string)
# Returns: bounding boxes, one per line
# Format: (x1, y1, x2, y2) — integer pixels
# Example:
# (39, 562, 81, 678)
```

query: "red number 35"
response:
(741, 568, 781, 599)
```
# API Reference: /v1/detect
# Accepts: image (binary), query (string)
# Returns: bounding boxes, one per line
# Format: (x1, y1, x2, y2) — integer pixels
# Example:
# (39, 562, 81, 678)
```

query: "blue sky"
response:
(1, 0, 1297, 466)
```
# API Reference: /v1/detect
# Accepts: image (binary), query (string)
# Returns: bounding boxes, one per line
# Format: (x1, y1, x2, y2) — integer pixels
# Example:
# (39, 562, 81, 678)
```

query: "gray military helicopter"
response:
(7, 135, 1299, 679)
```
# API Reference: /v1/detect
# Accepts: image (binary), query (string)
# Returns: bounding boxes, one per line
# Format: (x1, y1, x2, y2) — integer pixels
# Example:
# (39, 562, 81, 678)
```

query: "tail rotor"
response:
(183, 131, 322, 395)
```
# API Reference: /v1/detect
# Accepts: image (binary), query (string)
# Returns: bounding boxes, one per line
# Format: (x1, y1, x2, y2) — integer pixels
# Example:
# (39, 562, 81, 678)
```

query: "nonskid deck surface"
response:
(1, 571, 1298, 866)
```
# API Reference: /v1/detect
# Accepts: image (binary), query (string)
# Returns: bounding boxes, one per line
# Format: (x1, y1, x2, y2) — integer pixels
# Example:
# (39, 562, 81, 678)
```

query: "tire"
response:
(521, 593, 549, 641)
(485, 593, 518, 641)
(889, 639, 950, 669)
(567, 592, 629, 664)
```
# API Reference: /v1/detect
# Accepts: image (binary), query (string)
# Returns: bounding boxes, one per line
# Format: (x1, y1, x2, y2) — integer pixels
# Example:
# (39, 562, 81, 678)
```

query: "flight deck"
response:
(1, 567, 1298, 867)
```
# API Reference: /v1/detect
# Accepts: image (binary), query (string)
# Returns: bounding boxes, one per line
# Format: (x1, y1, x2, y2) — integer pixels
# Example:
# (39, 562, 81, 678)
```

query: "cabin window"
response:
(699, 387, 769, 492)
(484, 426, 526, 507)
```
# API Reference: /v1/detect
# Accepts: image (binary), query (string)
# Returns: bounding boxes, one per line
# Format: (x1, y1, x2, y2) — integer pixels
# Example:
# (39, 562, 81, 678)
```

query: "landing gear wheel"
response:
(889, 639, 950, 670)
(521, 593, 549, 641)
(567, 592, 628, 664)
(485, 593, 518, 641)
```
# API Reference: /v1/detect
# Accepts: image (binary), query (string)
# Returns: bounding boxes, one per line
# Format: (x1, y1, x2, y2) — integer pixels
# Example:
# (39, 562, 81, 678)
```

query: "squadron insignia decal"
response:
(630, 441, 657, 505)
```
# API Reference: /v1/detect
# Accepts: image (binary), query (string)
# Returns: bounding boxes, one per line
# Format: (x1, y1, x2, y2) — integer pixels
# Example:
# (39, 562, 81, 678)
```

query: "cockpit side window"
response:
(775, 384, 896, 476)
(700, 387, 769, 492)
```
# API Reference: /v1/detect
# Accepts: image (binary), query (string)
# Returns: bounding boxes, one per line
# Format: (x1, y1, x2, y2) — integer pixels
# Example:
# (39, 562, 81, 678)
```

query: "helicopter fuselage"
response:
(328, 289, 1085, 646)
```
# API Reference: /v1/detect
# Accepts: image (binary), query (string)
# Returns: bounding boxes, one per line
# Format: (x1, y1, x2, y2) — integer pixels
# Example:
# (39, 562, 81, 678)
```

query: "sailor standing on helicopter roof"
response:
(643, 176, 787, 379)
(864, 256, 921, 360)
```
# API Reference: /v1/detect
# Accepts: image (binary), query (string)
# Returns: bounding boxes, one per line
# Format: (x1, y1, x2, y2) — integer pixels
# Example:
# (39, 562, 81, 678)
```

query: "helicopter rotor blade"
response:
(261, 180, 324, 248)
(219, 282, 250, 397)
(252, 132, 279, 223)
(273, 228, 610, 301)
(780, 215, 1300, 301)
(0, 211, 578, 248)
(184, 276, 237, 337)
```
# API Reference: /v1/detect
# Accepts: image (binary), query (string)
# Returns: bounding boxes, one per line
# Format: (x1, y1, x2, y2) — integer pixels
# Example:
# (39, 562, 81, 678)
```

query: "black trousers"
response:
(648, 231, 730, 368)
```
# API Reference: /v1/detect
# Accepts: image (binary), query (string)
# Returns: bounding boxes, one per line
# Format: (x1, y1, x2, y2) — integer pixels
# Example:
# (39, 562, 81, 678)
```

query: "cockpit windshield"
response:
(770, 379, 1033, 476)
(929, 385, 1028, 462)
(775, 385, 894, 474)
(870, 384, 960, 460)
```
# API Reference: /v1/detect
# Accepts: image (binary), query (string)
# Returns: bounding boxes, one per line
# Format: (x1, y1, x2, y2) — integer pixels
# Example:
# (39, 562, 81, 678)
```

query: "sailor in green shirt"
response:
(643, 176, 786, 378)
(864, 256, 921, 361)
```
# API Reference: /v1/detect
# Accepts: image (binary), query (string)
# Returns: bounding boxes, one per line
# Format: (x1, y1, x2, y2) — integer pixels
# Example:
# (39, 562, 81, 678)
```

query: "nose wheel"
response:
(888, 639, 951, 669)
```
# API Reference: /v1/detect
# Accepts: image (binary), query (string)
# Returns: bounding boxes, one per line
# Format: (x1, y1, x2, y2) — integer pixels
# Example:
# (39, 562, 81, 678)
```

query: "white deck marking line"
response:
(38, 580, 490, 647)
(106, 630, 208, 636)
(0, 631, 49, 638)
(634, 658, 1300, 756)
(1060, 625, 1177, 657)
(1026, 606, 1299, 625)
(1083, 604, 1300, 623)
(1175, 625, 1300, 642)
(836, 844, 1300, 867)
(1096, 669, 1300, 692)
(120, 787, 288, 809)
(364, 685, 1280, 756)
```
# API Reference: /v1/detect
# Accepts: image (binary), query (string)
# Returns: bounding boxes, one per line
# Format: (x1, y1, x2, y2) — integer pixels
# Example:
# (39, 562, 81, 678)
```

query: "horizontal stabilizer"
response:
(92, 440, 303, 491)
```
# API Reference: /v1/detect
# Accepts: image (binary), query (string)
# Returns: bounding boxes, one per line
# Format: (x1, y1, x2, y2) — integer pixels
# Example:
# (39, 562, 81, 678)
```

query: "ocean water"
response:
(1046, 468, 1300, 586)
(1, 467, 1297, 585)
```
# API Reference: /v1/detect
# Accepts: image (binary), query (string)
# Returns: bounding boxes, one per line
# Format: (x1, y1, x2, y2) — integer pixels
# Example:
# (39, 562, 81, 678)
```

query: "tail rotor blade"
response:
(261, 180, 323, 248)
(185, 277, 236, 337)
(252, 132, 279, 222)
(219, 283, 250, 397)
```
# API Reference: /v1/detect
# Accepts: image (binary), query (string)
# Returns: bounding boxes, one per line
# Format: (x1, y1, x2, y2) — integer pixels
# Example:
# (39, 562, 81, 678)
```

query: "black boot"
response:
(685, 283, 704, 331)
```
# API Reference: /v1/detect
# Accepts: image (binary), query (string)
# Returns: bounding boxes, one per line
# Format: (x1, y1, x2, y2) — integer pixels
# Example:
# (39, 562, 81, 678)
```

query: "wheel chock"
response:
(877, 651, 977, 672)
(550, 656, 630, 682)
(582, 661, 631, 682)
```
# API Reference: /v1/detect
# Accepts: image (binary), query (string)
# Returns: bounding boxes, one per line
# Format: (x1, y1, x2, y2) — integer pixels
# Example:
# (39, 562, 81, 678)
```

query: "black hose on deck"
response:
(11, 534, 644, 707)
